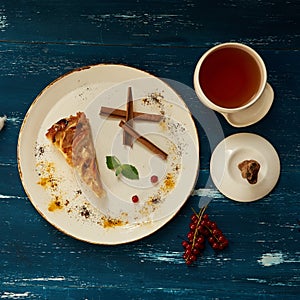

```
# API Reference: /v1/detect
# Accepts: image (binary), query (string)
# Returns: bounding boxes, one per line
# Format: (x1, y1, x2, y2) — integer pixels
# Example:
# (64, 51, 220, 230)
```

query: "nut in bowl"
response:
(238, 159, 260, 184)
(193, 42, 274, 127)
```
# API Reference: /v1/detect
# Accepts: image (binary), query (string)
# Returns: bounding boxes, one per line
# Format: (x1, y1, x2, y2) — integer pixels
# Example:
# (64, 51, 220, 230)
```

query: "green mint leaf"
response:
(106, 156, 121, 170)
(106, 155, 139, 180)
(115, 165, 123, 177)
(120, 164, 139, 180)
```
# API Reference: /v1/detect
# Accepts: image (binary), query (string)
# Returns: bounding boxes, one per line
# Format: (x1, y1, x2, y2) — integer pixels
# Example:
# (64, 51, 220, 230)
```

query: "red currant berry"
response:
(203, 214, 209, 220)
(218, 243, 225, 250)
(185, 243, 192, 250)
(213, 229, 222, 236)
(187, 232, 194, 241)
(192, 248, 200, 255)
(197, 225, 204, 232)
(196, 236, 205, 244)
(200, 220, 207, 226)
(185, 249, 191, 256)
(208, 236, 215, 244)
(132, 195, 139, 203)
(218, 235, 226, 243)
(189, 254, 197, 262)
(191, 214, 199, 223)
(186, 259, 192, 265)
(210, 222, 217, 229)
(182, 241, 189, 248)
(206, 220, 213, 227)
(212, 242, 220, 250)
(190, 223, 196, 231)
(150, 175, 158, 184)
(194, 242, 205, 249)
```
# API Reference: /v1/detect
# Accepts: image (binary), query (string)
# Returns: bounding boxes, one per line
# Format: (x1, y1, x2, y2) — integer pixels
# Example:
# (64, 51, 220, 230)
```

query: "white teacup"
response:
(193, 42, 274, 127)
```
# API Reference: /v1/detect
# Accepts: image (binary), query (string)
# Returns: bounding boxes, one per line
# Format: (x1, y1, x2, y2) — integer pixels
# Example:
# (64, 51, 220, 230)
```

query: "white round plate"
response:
(18, 64, 199, 244)
(210, 133, 280, 202)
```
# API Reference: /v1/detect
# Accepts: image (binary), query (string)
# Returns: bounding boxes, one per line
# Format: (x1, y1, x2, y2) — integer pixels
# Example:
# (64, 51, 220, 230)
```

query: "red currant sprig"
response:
(200, 216, 229, 250)
(182, 207, 229, 265)
(182, 206, 207, 265)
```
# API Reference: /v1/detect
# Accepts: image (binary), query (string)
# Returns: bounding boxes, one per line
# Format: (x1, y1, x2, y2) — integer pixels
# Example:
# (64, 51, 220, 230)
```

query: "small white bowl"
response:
(210, 133, 280, 202)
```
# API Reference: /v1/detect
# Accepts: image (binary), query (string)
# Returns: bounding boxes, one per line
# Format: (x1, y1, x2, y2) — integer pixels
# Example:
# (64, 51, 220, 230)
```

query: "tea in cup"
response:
(193, 43, 274, 127)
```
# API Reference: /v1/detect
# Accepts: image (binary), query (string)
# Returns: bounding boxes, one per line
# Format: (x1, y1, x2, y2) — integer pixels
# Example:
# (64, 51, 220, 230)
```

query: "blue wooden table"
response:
(0, 1, 299, 299)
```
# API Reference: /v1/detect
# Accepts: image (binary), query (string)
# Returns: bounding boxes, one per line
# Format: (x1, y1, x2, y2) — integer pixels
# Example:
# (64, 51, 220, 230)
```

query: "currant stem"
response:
(203, 222, 223, 244)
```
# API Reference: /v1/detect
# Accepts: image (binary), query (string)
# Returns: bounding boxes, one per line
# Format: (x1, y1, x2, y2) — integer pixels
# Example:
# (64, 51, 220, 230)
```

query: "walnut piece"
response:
(238, 159, 260, 184)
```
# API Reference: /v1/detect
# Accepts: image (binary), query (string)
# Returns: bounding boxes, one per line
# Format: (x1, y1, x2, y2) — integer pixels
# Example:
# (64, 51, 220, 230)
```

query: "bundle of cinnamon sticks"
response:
(99, 87, 168, 160)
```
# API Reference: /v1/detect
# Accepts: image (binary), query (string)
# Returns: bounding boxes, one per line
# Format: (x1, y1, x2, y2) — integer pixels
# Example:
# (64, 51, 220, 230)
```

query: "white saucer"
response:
(210, 133, 280, 202)
(222, 83, 274, 127)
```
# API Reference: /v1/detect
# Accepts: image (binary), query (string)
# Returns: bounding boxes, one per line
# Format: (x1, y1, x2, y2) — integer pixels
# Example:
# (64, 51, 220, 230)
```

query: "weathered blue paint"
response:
(0, 0, 299, 299)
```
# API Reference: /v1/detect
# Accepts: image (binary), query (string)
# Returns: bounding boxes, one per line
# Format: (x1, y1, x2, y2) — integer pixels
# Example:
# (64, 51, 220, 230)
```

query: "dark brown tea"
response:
(199, 47, 262, 108)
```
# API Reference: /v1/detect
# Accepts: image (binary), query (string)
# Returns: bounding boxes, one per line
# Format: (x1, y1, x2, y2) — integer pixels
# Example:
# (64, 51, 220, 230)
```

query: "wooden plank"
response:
(0, 0, 299, 298)
(0, 0, 299, 48)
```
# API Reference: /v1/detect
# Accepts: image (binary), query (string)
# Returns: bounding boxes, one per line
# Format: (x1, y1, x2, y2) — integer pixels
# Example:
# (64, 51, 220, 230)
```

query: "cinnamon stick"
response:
(123, 87, 134, 146)
(100, 107, 163, 122)
(119, 120, 168, 160)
